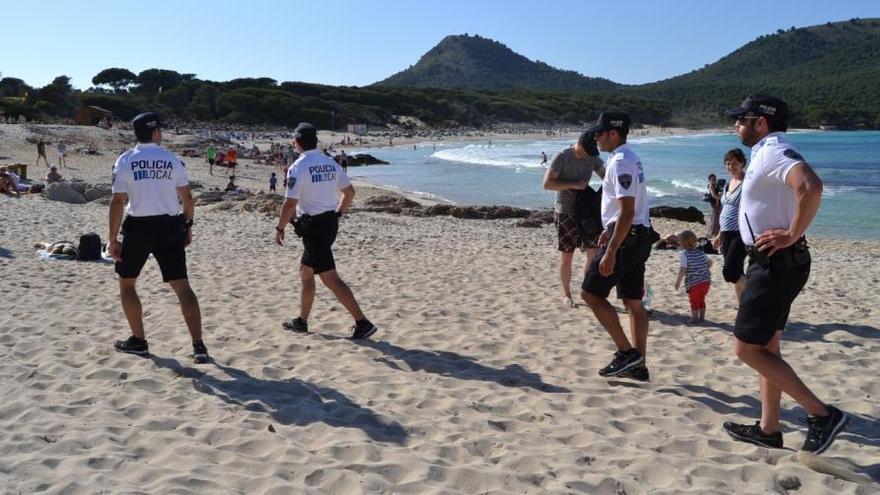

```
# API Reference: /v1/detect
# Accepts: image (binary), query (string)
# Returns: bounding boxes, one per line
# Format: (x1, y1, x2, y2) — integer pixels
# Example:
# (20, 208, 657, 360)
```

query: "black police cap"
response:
(293, 122, 318, 140)
(585, 112, 631, 134)
(131, 112, 168, 134)
(726, 94, 789, 122)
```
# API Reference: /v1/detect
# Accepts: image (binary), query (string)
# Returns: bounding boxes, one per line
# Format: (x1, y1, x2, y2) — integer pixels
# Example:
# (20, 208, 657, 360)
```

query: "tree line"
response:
(1, 57, 877, 130)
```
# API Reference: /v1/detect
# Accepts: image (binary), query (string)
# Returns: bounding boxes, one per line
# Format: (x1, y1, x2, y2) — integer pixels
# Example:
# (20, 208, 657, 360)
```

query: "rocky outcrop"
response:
(43, 182, 87, 204)
(359, 195, 553, 224)
(515, 217, 544, 228)
(450, 205, 531, 219)
(364, 195, 420, 208)
(650, 206, 705, 224)
(84, 184, 112, 202)
(195, 190, 283, 216)
(336, 153, 389, 166)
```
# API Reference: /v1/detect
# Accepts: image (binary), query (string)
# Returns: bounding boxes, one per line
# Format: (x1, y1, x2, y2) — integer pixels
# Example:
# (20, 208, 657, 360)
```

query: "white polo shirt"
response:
(111, 143, 189, 217)
(738, 132, 804, 245)
(601, 143, 651, 228)
(286, 149, 351, 216)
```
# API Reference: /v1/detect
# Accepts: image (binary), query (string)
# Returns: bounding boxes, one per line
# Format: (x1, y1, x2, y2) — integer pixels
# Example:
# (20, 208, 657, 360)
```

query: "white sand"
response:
(1, 124, 879, 494)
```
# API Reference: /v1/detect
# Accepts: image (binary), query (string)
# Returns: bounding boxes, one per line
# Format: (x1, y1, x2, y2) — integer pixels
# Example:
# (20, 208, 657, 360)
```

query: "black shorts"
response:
(299, 211, 338, 274)
(582, 226, 652, 300)
(734, 251, 810, 345)
(115, 215, 188, 282)
(208, 158, 215, 165)
(720, 230, 747, 283)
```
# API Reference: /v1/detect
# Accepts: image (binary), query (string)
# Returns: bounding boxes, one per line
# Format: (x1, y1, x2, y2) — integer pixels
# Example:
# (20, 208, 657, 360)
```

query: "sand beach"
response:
(1, 124, 879, 494)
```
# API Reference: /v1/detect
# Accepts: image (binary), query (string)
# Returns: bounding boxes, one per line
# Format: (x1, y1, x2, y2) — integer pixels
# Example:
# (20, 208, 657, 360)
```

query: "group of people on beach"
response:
(542, 95, 846, 455)
(106, 93, 847, 461)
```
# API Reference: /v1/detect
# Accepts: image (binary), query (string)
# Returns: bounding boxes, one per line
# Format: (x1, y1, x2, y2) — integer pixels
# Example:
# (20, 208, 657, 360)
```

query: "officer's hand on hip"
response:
(109, 239, 123, 261)
(275, 227, 285, 246)
(599, 247, 616, 277)
(755, 229, 796, 256)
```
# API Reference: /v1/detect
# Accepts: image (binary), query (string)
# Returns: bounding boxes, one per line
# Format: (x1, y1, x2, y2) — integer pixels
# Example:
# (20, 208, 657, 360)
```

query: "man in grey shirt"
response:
(543, 131, 605, 307)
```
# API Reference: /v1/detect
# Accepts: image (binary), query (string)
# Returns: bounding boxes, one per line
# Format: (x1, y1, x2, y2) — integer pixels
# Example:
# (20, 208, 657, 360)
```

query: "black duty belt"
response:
(745, 237, 809, 268)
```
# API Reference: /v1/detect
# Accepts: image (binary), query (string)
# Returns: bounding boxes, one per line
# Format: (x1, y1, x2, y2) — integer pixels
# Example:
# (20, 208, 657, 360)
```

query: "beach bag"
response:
(77, 233, 102, 261)
(574, 186, 602, 241)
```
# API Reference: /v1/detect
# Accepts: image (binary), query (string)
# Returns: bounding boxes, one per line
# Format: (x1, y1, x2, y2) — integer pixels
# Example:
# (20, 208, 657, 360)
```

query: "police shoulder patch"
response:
(783, 148, 805, 162)
(618, 173, 633, 190)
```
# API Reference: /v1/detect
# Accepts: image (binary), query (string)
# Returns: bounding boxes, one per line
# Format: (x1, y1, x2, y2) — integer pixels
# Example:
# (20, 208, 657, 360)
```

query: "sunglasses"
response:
(734, 115, 760, 124)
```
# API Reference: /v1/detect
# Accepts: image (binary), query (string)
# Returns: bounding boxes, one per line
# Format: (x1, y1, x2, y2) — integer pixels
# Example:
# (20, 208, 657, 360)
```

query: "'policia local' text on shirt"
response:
(285, 149, 352, 216)
(600, 143, 650, 228)
(111, 142, 189, 217)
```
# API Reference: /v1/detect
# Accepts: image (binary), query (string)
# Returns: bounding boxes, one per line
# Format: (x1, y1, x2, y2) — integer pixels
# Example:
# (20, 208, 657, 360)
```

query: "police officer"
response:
(109, 112, 208, 364)
(580, 112, 653, 381)
(722, 95, 847, 453)
(275, 122, 377, 340)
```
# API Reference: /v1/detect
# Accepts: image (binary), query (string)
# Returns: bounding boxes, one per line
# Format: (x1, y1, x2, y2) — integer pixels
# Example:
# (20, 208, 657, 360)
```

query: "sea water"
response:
(347, 131, 880, 240)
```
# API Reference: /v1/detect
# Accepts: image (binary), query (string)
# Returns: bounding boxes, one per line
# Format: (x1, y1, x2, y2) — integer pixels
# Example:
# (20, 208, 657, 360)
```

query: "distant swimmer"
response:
(540, 151, 547, 166)
(580, 112, 653, 382)
(275, 123, 378, 340)
(722, 95, 847, 454)
(109, 112, 208, 364)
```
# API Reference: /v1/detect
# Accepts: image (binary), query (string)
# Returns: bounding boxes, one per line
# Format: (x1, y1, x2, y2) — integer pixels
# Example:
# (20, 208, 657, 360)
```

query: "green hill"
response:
(376, 34, 619, 93)
(2, 19, 879, 129)
(631, 18, 880, 127)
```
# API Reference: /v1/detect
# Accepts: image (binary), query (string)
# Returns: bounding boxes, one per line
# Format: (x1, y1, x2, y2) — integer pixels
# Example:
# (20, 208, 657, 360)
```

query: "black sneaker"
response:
(801, 405, 848, 454)
(598, 349, 644, 377)
(723, 421, 784, 449)
(350, 320, 378, 340)
(192, 341, 209, 364)
(114, 336, 149, 356)
(620, 365, 650, 382)
(282, 317, 309, 333)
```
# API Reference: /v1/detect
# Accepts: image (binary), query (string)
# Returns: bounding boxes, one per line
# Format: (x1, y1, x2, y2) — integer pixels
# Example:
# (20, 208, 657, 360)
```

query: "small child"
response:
(674, 230, 712, 322)
(269, 172, 277, 193)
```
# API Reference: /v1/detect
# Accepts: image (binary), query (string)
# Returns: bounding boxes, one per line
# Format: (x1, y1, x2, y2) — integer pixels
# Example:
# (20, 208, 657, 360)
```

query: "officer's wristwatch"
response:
(184, 218, 194, 228)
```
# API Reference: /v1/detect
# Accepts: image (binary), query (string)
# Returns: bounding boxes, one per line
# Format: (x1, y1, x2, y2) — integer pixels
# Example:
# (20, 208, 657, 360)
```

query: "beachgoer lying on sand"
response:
(0, 166, 24, 195)
(654, 233, 680, 250)
(34, 241, 78, 257)
(45, 166, 63, 183)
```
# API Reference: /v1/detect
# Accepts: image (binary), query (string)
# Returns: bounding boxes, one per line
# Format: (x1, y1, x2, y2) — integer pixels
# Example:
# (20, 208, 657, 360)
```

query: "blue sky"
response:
(4, 0, 879, 89)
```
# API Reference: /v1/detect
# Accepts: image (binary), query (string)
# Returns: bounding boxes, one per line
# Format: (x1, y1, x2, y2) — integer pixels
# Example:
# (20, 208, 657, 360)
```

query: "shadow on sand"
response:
(149, 355, 407, 445)
(341, 337, 570, 393)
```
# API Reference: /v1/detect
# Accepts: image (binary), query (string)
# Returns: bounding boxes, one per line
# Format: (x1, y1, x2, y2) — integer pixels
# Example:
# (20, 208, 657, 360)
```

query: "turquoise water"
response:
(348, 131, 880, 240)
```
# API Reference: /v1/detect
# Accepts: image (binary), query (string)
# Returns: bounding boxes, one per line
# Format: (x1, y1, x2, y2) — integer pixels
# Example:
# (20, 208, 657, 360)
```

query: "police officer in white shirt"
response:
(722, 95, 846, 454)
(580, 112, 653, 382)
(109, 112, 208, 364)
(275, 122, 377, 340)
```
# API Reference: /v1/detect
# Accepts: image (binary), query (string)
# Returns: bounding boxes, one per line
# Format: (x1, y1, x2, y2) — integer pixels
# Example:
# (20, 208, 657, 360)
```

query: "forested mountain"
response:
(375, 34, 619, 93)
(631, 18, 880, 127)
(1, 19, 878, 129)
